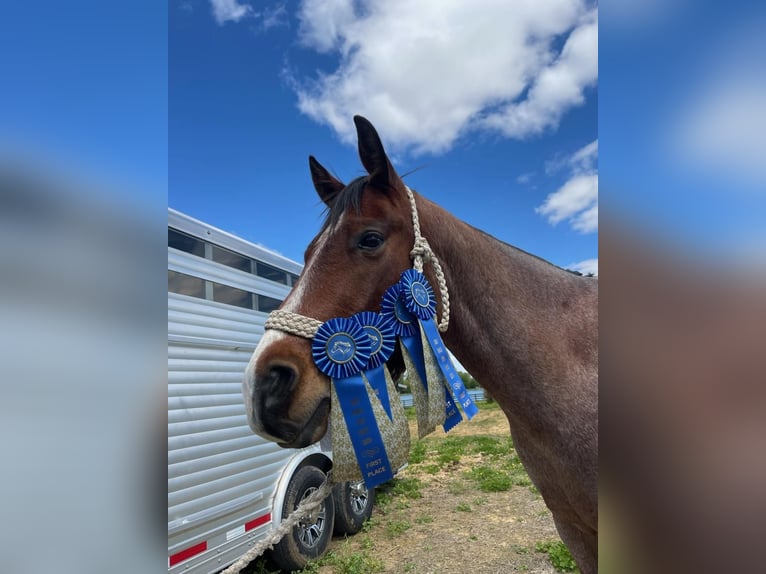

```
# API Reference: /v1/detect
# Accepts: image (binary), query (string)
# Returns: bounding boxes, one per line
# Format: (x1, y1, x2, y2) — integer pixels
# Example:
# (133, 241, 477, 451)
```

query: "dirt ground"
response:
(318, 405, 561, 574)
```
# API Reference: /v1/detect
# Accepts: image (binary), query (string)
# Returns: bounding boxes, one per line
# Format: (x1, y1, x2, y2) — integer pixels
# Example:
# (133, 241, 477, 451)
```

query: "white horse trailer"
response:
(168, 209, 375, 573)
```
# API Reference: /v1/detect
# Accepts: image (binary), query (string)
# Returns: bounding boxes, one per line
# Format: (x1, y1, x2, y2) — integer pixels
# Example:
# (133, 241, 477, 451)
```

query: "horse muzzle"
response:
(243, 353, 330, 448)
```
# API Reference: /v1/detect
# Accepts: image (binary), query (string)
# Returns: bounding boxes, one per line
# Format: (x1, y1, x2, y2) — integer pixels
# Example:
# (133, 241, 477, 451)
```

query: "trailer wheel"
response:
(332, 480, 376, 535)
(271, 465, 335, 572)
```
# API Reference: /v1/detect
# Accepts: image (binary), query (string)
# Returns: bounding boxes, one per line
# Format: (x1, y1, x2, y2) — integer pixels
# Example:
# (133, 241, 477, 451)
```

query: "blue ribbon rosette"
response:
(380, 283, 444, 438)
(312, 317, 372, 379)
(380, 281, 445, 436)
(399, 269, 479, 427)
(380, 283, 428, 386)
(352, 311, 397, 420)
(312, 317, 395, 489)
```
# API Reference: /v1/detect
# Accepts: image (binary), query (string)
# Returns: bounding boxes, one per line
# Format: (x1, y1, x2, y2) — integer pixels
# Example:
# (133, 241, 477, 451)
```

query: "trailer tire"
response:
(271, 465, 335, 572)
(332, 481, 376, 535)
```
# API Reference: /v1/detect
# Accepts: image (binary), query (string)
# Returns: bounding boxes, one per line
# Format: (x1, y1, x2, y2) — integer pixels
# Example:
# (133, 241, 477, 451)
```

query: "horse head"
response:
(243, 116, 415, 447)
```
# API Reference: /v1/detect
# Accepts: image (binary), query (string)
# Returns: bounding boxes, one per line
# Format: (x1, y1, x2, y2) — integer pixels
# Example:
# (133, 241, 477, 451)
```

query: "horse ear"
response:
(309, 156, 345, 206)
(354, 115, 398, 191)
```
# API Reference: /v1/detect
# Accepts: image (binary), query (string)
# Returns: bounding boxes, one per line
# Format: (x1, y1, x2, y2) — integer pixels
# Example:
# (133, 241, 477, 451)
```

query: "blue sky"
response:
(169, 0, 599, 274)
(2, 1, 761, 273)
(600, 1, 766, 263)
(0, 2, 167, 200)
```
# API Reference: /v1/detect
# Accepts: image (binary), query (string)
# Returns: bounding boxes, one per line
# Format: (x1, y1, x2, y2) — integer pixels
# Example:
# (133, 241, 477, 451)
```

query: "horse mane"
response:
(321, 177, 596, 280)
(321, 175, 370, 232)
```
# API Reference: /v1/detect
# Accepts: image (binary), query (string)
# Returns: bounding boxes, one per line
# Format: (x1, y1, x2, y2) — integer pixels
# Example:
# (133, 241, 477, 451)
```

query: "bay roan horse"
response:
(244, 116, 598, 573)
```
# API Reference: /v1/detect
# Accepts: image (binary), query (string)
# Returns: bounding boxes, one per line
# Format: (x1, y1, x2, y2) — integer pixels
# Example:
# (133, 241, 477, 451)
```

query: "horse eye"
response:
(357, 232, 384, 251)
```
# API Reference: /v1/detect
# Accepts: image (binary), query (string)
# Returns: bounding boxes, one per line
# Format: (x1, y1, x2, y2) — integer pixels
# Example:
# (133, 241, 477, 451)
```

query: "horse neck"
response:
(415, 194, 594, 412)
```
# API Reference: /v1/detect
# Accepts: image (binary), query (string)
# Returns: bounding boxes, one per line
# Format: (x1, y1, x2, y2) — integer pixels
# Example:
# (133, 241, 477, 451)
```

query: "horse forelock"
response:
(321, 175, 370, 232)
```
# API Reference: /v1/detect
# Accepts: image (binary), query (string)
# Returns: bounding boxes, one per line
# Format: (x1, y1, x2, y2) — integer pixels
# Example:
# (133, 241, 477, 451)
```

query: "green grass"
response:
(446, 480, 469, 495)
(308, 549, 384, 574)
(406, 427, 518, 474)
(361, 516, 378, 532)
(536, 541, 579, 573)
(415, 515, 434, 524)
(278, 401, 551, 574)
(242, 560, 279, 574)
(359, 535, 375, 550)
(500, 453, 535, 489)
(376, 477, 422, 514)
(472, 435, 509, 456)
(434, 435, 473, 465)
(387, 476, 423, 499)
(466, 465, 513, 492)
(408, 440, 427, 464)
(385, 519, 412, 538)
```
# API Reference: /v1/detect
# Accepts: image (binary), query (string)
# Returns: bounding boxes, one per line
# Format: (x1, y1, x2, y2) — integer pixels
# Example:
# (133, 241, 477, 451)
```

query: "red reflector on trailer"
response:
(245, 513, 271, 531)
(169, 541, 207, 567)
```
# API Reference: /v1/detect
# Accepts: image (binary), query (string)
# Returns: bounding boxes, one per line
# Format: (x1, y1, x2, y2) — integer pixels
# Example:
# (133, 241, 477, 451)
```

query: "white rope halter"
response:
(264, 185, 450, 338)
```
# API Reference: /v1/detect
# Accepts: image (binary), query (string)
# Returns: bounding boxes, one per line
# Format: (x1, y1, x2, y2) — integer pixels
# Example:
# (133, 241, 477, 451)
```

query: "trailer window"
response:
(212, 244, 252, 273)
(168, 270, 206, 299)
(168, 229, 205, 257)
(213, 282, 254, 310)
(257, 295, 282, 313)
(256, 261, 288, 284)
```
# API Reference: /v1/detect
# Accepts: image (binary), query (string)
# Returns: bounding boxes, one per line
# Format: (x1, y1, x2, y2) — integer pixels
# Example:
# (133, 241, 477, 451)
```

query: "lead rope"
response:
(220, 472, 333, 574)
(405, 186, 450, 332)
(264, 185, 450, 338)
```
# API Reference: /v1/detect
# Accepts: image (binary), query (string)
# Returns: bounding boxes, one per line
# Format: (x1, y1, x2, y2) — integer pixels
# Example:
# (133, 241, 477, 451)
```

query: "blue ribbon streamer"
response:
(382, 279, 463, 431)
(353, 312, 397, 420)
(311, 317, 394, 488)
(332, 373, 395, 488)
(380, 283, 428, 391)
(399, 269, 479, 421)
(361, 365, 392, 420)
(420, 318, 479, 420)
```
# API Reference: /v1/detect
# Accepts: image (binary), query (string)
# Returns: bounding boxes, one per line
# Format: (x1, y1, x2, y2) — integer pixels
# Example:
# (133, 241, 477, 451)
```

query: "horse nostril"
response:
(255, 363, 298, 406)
(252, 362, 300, 442)
(268, 365, 296, 393)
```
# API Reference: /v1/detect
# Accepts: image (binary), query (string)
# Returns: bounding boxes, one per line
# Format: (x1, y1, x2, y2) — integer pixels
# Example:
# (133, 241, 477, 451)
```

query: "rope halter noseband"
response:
(264, 186, 450, 339)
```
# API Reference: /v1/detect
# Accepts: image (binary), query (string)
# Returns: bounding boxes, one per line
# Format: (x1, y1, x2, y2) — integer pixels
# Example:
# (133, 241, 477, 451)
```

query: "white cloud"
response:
(262, 3, 288, 31)
(604, 0, 682, 31)
(536, 173, 598, 231)
(292, 0, 597, 155)
(671, 18, 766, 191)
(568, 258, 598, 276)
(545, 138, 597, 175)
(210, 0, 253, 25)
(516, 172, 534, 185)
(674, 77, 766, 190)
(568, 139, 598, 173)
(297, 0, 357, 53)
(536, 138, 598, 233)
(479, 9, 598, 138)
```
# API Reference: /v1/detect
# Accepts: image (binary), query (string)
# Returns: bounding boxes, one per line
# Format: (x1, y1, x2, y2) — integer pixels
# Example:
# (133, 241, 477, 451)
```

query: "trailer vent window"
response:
(168, 270, 206, 299)
(256, 261, 288, 285)
(212, 244, 252, 273)
(213, 282, 254, 310)
(168, 228, 205, 257)
(257, 295, 282, 313)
